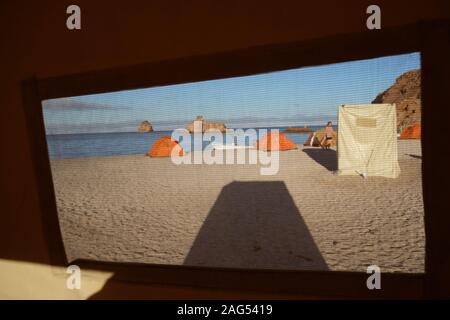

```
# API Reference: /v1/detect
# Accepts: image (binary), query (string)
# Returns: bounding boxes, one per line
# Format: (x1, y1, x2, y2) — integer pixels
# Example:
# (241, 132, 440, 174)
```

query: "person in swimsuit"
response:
(321, 121, 335, 149)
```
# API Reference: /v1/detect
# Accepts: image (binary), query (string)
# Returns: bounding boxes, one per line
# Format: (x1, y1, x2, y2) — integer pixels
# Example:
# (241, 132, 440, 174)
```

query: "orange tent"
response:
(255, 132, 297, 151)
(147, 136, 185, 157)
(400, 123, 421, 139)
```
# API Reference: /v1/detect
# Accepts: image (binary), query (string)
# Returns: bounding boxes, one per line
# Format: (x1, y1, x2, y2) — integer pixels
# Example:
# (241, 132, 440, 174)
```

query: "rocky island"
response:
(138, 120, 153, 133)
(185, 116, 227, 133)
(283, 126, 311, 133)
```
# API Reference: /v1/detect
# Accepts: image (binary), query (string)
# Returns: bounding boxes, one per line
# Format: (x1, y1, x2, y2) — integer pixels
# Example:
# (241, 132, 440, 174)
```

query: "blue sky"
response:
(43, 52, 420, 134)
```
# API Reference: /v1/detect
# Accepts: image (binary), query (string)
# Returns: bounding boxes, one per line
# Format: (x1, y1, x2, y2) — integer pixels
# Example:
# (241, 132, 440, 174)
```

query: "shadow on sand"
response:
(89, 181, 327, 299)
(184, 181, 328, 270)
(302, 148, 337, 172)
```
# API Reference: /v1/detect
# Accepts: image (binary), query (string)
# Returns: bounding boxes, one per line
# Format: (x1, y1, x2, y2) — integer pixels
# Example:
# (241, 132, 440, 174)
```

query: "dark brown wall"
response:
(1, 0, 449, 298)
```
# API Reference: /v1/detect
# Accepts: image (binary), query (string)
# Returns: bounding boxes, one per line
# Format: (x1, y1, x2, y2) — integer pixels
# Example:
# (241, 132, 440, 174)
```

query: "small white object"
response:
(356, 170, 368, 179)
(211, 142, 251, 150)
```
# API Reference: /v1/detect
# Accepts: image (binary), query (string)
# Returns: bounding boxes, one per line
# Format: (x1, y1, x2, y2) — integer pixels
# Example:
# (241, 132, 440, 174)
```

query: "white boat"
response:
(211, 142, 253, 150)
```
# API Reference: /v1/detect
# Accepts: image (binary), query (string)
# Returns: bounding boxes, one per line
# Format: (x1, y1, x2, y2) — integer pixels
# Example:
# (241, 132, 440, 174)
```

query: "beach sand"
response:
(51, 140, 424, 273)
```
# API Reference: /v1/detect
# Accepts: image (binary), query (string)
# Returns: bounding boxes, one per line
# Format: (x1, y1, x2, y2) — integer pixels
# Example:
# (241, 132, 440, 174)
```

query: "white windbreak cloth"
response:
(338, 104, 400, 178)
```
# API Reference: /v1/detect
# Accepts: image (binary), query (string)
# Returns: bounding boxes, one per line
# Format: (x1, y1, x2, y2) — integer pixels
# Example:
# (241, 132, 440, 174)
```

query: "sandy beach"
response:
(51, 140, 424, 273)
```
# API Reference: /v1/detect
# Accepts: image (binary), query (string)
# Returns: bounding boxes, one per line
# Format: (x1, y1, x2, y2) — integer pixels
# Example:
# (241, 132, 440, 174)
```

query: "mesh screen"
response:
(42, 52, 423, 273)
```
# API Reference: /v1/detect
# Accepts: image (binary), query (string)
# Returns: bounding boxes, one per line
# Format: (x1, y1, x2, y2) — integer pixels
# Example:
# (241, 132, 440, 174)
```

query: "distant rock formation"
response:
(283, 126, 311, 133)
(185, 116, 227, 133)
(372, 69, 421, 131)
(138, 120, 153, 133)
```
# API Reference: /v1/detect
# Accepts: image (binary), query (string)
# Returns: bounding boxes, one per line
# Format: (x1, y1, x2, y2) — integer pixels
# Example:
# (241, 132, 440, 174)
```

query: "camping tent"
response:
(255, 132, 297, 151)
(400, 123, 421, 139)
(147, 136, 185, 157)
(338, 104, 400, 178)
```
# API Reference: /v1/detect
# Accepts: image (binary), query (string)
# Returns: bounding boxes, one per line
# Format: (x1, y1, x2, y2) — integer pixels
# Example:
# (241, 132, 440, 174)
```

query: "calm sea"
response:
(46, 126, 323, 160)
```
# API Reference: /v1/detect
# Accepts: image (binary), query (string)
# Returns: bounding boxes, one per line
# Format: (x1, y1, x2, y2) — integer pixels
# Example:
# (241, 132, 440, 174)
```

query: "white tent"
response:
(337, 104, 400, 178)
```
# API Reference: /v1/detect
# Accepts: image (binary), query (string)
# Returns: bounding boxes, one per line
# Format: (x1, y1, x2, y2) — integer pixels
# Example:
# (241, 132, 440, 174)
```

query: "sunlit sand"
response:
(51, 140, 424, 273)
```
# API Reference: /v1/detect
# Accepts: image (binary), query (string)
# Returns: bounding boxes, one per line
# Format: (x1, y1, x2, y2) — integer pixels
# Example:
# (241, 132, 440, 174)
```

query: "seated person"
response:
(320, 121, 335, 149)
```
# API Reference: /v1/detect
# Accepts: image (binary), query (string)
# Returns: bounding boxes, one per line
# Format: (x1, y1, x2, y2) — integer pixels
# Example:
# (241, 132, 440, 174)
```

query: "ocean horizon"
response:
(46, 125, 325, 160)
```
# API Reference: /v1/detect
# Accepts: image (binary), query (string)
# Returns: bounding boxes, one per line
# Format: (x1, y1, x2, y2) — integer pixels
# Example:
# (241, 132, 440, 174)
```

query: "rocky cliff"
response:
(138, 120, 153, 132)
(185, 116, 227, 133)
(372, 69, 421, 130)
